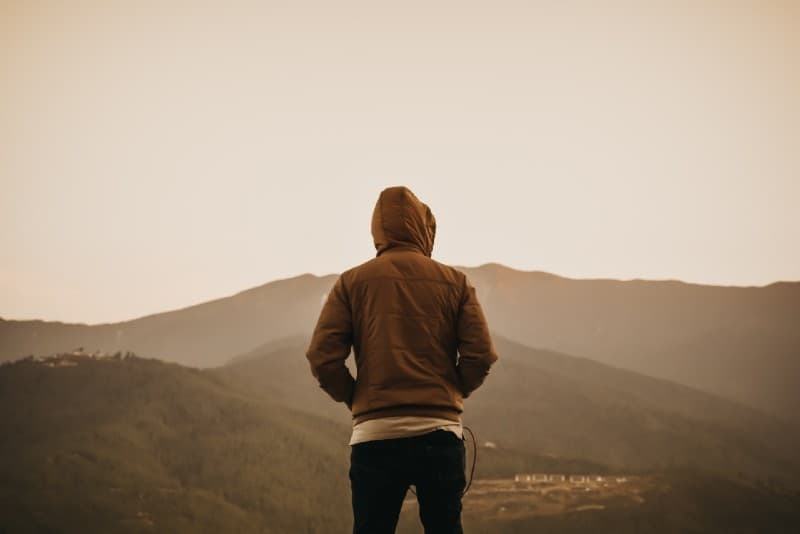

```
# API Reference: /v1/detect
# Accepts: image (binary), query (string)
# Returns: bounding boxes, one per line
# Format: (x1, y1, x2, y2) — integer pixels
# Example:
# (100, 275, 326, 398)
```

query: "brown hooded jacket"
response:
(305, 186, 499, 424)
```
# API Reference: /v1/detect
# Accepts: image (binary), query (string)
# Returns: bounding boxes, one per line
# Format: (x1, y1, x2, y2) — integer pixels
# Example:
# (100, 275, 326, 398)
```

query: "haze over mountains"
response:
(2, 263, 798, 423)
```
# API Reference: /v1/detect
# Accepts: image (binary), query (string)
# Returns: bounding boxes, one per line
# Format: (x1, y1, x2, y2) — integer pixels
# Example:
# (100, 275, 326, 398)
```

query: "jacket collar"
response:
(377, 243, 427, 257)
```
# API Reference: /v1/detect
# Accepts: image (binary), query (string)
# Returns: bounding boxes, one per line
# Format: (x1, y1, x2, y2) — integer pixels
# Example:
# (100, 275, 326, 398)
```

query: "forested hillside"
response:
(218, 334, 800, 482)
(0, 354, 351, 533)
(2, 352, 798, 533)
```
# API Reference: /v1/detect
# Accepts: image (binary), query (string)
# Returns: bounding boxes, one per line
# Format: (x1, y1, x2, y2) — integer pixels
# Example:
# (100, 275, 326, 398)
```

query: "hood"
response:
(371, 186, 436, 258)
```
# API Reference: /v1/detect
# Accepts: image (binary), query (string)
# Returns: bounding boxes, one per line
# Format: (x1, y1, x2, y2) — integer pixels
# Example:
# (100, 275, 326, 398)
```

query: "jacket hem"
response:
(352, 404, 463, 425)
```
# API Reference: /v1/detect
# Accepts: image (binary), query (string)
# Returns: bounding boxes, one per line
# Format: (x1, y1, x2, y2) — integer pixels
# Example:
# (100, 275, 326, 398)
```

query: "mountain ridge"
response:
(4, 263, 796, 327)
(2, 263, 798, 422)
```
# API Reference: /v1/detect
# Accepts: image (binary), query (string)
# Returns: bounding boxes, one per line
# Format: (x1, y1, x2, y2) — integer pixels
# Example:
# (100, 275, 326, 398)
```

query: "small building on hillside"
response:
(513, 473, 626, 485)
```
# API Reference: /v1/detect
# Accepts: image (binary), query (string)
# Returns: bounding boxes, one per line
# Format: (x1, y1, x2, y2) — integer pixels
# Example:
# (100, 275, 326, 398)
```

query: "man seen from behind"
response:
(306, 185, 499, 534)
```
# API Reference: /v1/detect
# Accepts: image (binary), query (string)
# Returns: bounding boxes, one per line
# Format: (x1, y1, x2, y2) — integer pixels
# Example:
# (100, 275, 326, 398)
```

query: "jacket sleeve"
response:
(306, 275, 356, 407)
(455, 274, 499, 398)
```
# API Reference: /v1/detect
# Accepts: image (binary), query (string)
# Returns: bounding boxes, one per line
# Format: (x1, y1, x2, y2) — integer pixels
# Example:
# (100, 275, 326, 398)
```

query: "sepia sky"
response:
(2, 0, 798, 324)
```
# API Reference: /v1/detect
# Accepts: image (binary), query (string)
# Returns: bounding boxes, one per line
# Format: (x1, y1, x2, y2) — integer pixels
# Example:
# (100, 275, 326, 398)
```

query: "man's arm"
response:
(455, 274, 499, 398)
(306, 275, 355, 408)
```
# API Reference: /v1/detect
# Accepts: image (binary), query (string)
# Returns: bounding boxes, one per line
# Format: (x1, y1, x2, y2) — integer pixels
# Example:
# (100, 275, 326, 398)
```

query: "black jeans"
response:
(349, 429, 466, 534)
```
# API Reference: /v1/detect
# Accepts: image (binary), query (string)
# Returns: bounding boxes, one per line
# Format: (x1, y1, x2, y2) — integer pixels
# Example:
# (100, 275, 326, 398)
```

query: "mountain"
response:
(0, 352, 352, 533)
(215, 333, 800, 483)
(0, 273, 334, 368)
(3, 348, 798, 534)
(2, 264, 798, 422)
(459, 263, 800, 424)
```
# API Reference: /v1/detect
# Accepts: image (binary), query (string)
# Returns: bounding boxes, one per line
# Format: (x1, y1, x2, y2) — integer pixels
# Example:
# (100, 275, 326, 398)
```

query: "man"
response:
(306, 185, 499, 534)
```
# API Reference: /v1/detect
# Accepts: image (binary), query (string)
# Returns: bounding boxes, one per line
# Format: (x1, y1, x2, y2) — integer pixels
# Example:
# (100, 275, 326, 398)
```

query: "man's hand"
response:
(306, 275, 357, 405)
(455, 275, 499, 398)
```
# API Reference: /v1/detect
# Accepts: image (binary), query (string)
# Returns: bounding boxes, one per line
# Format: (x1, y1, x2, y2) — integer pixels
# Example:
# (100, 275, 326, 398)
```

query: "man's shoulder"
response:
(342, 255, 466, 289)
(337, 261, 370, 288)
(432, 259, 467, 281)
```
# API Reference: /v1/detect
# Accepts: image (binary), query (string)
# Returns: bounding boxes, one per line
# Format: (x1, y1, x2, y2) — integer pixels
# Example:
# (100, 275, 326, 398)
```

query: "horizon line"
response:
(2, 262, 797, 327)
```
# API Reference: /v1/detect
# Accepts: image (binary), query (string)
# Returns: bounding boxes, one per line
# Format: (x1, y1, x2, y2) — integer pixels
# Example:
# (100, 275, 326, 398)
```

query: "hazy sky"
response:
(2, 1, 798, 324)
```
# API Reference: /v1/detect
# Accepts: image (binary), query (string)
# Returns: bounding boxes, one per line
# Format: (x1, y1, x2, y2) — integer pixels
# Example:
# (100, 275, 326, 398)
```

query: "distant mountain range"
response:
(459, 264, 800, 424)
(2, 263, 798, 423)
(0, 272, 331, 368)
